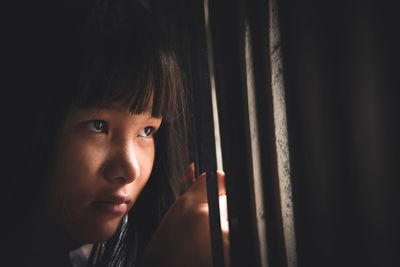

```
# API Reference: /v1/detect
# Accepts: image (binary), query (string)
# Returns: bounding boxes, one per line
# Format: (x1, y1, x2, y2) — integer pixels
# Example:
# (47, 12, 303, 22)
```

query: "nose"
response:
(103, 141, 140, 184)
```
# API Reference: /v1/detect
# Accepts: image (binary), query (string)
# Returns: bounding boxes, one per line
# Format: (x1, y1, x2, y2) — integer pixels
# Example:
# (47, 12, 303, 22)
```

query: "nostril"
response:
(103, 158, 139, 184)
(102, 145, 140, 184)
(116, 176, 128, 183)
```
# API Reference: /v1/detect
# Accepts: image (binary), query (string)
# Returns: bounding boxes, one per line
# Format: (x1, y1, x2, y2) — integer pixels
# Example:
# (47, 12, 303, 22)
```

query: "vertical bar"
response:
(204, 0, 224, 171)
(206, 171, 226, 267)
(203, 0, 227, 266)
(207, 1, 298, 266)
(244, 18, 269, 267)
(268, 0, 297, 266)
(207, 1, 261, 266)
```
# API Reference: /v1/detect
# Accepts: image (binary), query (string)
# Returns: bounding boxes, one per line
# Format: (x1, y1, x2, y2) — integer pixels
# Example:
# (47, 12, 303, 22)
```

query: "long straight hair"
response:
(14, 0, 189, 266)
(80, 1, 189, 266)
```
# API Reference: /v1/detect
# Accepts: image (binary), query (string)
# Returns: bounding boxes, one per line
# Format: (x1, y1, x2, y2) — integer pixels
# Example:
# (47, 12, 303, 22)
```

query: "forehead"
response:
(99, 102, 153, 114)
(75, 92, 156, 114)
(70, 103, 153, 117)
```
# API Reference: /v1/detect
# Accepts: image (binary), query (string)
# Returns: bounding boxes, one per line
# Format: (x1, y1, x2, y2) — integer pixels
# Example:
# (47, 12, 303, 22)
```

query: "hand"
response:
(140, 169, 230, 267)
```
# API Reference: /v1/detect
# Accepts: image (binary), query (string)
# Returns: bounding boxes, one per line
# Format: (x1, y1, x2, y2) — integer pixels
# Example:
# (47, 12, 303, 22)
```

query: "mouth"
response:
(92, 195, 131, 215)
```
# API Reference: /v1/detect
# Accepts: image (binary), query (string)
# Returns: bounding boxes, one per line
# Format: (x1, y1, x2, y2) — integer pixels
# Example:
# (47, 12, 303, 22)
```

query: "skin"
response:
(141, 170, 230, 267)
(48, 104, 162, 244)
(46, 103, 230, 266)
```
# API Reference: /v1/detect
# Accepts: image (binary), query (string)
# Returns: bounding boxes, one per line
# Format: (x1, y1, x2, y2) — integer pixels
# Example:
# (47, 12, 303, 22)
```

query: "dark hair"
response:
(11, 0, 189, 266)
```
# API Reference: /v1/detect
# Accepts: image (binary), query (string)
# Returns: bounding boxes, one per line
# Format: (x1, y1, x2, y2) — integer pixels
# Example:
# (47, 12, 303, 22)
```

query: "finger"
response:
(216, 170, 226, 196)
(219, 195, 229, 228)
(180, 163, 196, 191)
(195, 172, 207, 186)
(187, 172, 207, 200)
(186, 171, 225, 203)
(187, 162, 195, 183)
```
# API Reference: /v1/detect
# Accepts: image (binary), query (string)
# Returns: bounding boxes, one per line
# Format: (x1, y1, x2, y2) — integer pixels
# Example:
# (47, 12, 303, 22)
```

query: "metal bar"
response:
(204, 0, 224, 171)
(202, 0, 226, 266)
(244, 17, 269, 267)
(207, 0, 261, 266)
(206, 170, 226, 267)
(268, 1, 297, 265)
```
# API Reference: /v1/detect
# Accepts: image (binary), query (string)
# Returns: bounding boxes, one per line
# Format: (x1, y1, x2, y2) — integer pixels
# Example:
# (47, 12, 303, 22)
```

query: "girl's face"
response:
(49, 104, 162, 243)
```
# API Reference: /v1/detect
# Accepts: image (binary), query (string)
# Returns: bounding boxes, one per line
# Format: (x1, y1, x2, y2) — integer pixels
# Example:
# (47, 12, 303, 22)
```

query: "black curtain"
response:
(279, 0, 400, 266)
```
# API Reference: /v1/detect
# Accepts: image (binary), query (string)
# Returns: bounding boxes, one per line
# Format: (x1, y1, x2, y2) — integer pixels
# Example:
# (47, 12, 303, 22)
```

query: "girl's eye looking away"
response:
(85, 121, 155, 137)
(86, 120, 107, 133)
(138, 126, 155, 138)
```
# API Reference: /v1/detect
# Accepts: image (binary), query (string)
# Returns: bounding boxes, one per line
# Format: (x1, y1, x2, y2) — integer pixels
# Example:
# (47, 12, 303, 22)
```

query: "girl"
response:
(4, 0, 228, 266)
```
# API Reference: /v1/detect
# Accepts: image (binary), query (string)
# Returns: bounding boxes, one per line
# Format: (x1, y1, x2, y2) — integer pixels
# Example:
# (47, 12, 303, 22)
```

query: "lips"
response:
(92, 194, 131, 215)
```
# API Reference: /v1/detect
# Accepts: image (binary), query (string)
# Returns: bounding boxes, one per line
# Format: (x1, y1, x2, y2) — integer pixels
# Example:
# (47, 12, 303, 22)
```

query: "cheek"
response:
(53, 140, 102, 197)
(50, 139, 119, 242)
(49, 127, 159, 241)
(50, 137, 104, 228)
(140, 144, 156, 181)
(50, 137, 157, 243)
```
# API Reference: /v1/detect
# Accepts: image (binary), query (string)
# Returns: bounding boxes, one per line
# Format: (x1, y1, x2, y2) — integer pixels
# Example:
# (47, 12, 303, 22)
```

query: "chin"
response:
(76, 227, 119, 244)
(72, 218, 122, 244)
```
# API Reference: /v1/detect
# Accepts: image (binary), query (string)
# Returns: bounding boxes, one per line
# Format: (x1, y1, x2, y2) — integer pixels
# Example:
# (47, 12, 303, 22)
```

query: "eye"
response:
(86, 120, 107, 133)
(138, 126, 155, 138)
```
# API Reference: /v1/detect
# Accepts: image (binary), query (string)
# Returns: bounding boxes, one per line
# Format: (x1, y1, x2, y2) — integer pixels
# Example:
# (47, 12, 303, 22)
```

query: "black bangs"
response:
(75, 0, 184, 122)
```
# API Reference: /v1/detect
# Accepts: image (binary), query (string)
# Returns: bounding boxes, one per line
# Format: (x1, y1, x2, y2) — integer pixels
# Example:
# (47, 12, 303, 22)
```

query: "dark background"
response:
(279, 0, 400, 266)
(2, 1, 400, 266)
(158, 1, 400, 266)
